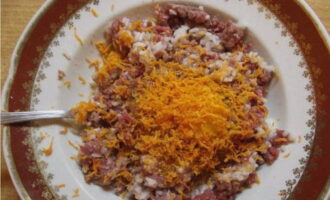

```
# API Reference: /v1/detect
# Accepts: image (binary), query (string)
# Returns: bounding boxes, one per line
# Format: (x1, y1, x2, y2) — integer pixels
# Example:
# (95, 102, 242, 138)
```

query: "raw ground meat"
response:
(155, 3, 245, 50)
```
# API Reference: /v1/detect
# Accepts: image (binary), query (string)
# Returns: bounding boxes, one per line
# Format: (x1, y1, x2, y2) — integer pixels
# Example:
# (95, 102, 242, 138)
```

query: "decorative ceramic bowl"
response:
(2, 0, 330, 200)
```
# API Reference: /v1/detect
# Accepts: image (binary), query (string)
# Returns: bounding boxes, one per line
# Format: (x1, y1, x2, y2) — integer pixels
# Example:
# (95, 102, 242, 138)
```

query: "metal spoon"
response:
(1, 110, 73, 124)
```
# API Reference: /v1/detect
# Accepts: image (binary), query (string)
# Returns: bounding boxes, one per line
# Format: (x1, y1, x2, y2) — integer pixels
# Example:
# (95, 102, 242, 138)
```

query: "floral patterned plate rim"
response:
(2, 0, 330, 200)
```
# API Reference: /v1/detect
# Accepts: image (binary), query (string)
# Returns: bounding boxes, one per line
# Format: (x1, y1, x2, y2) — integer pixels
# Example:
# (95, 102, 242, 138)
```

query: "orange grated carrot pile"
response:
(73, 48, 269, 186)
(133, 67, 257, 178)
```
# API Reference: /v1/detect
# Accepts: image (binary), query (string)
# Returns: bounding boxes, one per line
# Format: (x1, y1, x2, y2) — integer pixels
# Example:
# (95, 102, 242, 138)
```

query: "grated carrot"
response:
(72, 188, 80, 198)
(62, 53, 71, 60)
(273, 138, 288, 143)
(120, 192, 128, 199)
(60, 127, 68, 135)
(297, 136, 302, 143)
(68, 140, 80, 150)
(85, 57, 100, 69)
(42, 136, 54, 156)
(68, 24, 74, 30)
(57, 184, 66, 188)
(255, 174, 260, 184)
(129, 20, 154, 32)
(63, 81, 71, 88)
(115, 29, 134, 50)
(89, 83, 96, 90)
(283, 152, 291, 158)
(78, 76, 87, 85)
(278, 191, 286, 196)
(70, 156, 77, 160)
(39, 132, 47, 140)
(90, 8, 99, 17)
(74, 28, 83, 46)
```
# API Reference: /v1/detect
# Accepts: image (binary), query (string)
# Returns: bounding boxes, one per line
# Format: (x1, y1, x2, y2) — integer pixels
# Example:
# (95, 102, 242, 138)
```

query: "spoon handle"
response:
(1, 110, 72, 124)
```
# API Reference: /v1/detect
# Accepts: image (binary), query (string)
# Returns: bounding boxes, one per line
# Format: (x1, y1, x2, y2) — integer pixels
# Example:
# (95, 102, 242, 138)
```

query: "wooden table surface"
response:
(1, 0, 329, 199)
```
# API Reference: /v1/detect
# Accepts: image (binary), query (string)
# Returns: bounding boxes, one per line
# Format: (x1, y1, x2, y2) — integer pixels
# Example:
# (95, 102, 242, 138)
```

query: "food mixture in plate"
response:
(73, 4, 291, 200)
